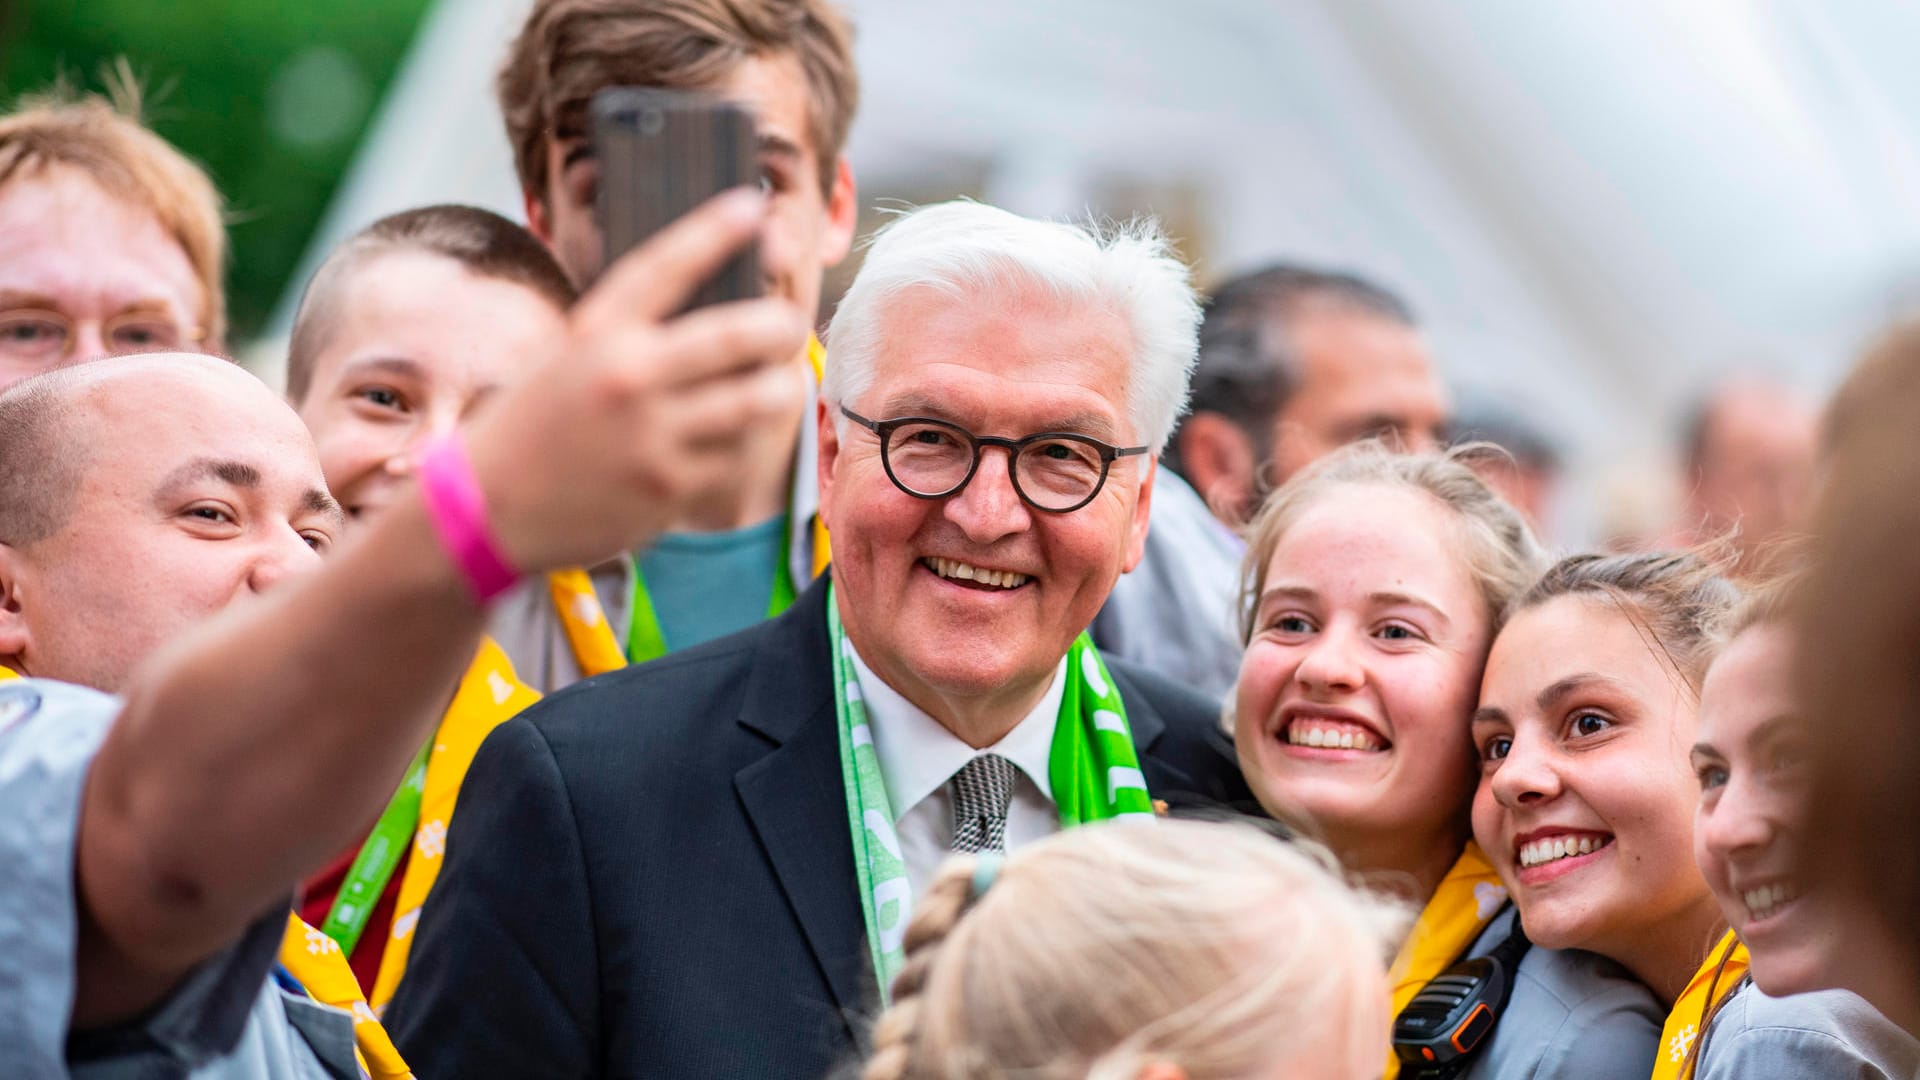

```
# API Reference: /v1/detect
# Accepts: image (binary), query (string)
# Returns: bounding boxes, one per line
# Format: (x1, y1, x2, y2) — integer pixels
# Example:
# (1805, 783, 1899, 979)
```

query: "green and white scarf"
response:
(828, 585, 1154, 1000)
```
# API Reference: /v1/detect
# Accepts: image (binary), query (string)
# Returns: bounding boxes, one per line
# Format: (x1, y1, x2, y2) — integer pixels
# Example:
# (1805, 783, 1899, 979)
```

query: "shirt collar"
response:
(846, 641, 1065, 822)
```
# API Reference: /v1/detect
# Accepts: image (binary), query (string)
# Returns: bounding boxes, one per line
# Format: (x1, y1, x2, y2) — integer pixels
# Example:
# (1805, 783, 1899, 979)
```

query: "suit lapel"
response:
(733, 579, 871, 1023)
(1108, 662, 1191, 792)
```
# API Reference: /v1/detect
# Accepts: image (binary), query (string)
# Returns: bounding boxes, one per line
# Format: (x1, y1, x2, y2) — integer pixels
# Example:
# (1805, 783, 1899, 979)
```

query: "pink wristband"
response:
(419, 435, 521, 604)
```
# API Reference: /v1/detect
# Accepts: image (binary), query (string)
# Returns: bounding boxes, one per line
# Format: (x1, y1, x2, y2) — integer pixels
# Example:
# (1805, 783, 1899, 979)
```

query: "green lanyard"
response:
(320, 738, 432, 955)
(828, 585, 1153, 1000)
(626, 517, 798, 664)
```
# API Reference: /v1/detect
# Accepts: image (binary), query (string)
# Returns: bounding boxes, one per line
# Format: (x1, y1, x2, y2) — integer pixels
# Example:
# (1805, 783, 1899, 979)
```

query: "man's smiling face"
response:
(818, 283, 1153, 716)
(0, 356, 340, 691)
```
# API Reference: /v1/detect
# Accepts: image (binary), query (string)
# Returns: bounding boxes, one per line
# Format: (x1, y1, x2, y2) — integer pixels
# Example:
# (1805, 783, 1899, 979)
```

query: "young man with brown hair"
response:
(0, 81, 227, 389)
(489, 0, 862, 688)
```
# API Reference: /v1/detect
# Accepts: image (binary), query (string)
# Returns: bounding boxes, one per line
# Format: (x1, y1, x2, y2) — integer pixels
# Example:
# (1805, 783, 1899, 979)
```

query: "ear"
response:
(524, 186, 554, 247)
(818, 156, 858, 267)
(0, 543, 32, 670)
(816, 396, 841, 534)
(1121, 456, 1156, 575)
(1173, 412, 1256, 525)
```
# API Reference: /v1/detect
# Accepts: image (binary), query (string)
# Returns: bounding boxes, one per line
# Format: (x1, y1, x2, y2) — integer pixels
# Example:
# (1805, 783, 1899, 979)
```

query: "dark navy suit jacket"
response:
(386, 576, 1251, 1079)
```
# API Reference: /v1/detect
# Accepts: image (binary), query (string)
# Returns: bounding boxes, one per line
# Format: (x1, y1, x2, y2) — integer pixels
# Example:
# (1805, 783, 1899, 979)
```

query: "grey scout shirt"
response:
(1694, 981, 1920, 1079)
(1458, 906, 1664, 1080)
(0, 678, 358, 1079)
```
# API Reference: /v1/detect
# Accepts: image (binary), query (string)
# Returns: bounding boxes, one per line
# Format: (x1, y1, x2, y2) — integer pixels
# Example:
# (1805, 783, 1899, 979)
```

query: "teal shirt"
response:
(636, 514, 788, 653)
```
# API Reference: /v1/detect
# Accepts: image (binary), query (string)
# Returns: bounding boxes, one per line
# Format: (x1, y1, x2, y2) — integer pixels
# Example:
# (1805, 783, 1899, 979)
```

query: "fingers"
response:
(641, 298, 810, 390)
(666, 361, 810, 446)
(577, 187, 768, 325)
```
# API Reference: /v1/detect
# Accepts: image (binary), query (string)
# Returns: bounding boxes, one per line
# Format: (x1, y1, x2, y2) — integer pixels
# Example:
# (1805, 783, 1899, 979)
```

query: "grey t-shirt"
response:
(1458, 906, 1664, 1080)
(0, 678, 358, 1079)
(1695, 981, 1920, 1079)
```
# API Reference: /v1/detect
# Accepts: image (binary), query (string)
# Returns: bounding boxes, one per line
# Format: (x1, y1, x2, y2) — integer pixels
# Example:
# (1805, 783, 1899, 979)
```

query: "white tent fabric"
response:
(267, 0, 1920, 541)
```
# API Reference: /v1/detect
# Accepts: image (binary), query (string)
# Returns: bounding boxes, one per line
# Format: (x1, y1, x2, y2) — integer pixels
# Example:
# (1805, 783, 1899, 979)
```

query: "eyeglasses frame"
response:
(840, 405, 1150, 514)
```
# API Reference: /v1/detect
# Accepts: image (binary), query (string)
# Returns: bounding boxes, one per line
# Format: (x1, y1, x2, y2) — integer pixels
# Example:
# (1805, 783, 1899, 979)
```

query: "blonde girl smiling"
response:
(1234, 444, 1659, 1079)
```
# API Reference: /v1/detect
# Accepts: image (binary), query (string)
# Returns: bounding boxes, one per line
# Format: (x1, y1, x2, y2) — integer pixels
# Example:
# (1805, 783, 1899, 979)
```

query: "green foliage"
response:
(1, 0, 434, 342)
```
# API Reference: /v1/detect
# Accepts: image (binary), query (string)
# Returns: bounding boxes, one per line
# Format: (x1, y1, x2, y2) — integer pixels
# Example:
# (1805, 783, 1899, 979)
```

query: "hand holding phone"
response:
(591, 87, 762, 309)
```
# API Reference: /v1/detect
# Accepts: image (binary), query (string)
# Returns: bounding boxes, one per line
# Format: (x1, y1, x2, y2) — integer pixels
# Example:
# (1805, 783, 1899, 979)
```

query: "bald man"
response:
(1677, 374, 1819, 574)
(0, 190, 807, 1076)
(0, 359, 338, 690)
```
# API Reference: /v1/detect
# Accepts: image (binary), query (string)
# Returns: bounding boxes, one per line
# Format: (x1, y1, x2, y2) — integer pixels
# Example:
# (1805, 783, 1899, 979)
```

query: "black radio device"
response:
(1392, 909, 1532, 1079)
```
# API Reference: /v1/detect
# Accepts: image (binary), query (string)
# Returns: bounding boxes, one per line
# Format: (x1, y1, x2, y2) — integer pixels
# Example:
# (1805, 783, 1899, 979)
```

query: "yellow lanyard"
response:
(547, 567, 629, 678)
(1651, 930, 1749, 1080)
(1382, 842, 1508, 1080)
(278, 913, 412, 1079)
(0, 666, 16, 681)
(546, 337, 831, 677)
(366, 637, 539, 1013)
(804, 336, 831, 578)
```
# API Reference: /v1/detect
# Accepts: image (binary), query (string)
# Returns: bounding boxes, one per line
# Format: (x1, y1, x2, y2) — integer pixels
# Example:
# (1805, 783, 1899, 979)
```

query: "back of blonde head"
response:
(862, 819, 1406, 1080)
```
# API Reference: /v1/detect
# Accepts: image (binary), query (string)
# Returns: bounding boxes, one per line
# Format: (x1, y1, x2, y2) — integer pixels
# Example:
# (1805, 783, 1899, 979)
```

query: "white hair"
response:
(822, 201, 1201, 454)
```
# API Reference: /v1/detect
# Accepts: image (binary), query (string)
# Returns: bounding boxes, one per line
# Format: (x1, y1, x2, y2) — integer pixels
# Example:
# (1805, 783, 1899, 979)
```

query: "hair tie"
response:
(967, 855, 1002, 908)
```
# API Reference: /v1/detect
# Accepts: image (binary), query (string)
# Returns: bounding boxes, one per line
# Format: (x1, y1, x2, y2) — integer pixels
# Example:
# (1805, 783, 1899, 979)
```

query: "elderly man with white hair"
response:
(386, 201, 1253, 1080)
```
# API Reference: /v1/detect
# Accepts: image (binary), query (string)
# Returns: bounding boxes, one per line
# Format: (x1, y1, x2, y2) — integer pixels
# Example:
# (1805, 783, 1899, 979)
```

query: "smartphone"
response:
(589, 86, 762, 307)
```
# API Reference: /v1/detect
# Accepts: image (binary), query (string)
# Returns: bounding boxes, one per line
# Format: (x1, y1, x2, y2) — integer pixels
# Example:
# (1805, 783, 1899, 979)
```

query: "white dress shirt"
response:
(845, 643, 1066, 900)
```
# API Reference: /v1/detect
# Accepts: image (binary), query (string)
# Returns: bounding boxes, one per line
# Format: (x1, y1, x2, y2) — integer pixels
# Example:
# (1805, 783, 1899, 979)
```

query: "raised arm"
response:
(70, 189, 807, 1026)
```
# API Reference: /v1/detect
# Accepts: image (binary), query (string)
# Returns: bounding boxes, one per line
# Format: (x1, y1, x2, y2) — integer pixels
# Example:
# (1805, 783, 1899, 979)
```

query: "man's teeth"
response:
(1284, 721, 1381, 751)
(1744, 882, 1798, 920)
(929, 557, 1029, 589)
(1518, 835, 1608, 869)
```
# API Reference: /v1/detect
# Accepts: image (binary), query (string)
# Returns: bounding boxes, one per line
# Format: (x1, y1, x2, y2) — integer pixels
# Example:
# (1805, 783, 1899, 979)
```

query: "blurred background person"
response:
(1451, 398, 1566, 542)
(485, 0, 861, 689)
(1795, 326, 1920, 1038)
(1667, 374, 1818, 575)
(1166, 265, 1449, 524)
(0, 80, 225, 389)
(859, 819, 1405, 1080)
(286, 203, 574, 1007)
(1097, 264, 1450, 697)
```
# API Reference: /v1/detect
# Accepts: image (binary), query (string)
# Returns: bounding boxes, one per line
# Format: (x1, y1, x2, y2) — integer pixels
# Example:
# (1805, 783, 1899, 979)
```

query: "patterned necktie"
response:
(949, 753, 1019, 854)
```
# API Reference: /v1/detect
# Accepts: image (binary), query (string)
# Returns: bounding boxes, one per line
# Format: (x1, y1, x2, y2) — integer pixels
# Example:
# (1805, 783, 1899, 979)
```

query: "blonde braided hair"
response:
(861, 818, 1408, 1080)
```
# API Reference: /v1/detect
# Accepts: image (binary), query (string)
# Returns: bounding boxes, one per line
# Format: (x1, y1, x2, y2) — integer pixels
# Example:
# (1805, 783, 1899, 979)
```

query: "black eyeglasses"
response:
(841, 406, 1149, 513)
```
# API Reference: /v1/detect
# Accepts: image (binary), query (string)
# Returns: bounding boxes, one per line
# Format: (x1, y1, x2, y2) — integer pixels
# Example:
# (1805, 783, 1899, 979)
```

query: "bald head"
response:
(0, 354, 332, 546)
(0, 353, 341, 688)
